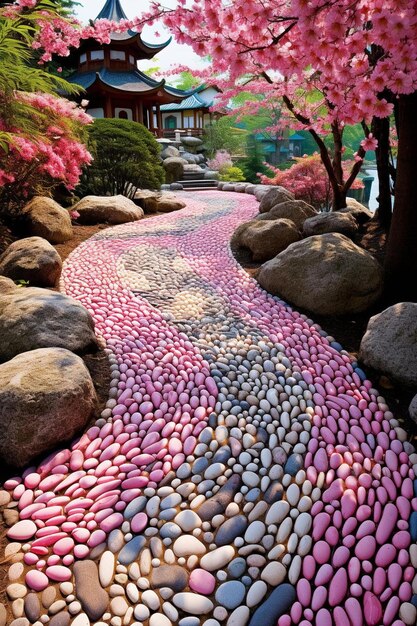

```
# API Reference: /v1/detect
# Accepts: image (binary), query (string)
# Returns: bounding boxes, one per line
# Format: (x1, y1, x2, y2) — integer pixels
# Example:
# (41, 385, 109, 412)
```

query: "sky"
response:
(74, 0, 207, 74)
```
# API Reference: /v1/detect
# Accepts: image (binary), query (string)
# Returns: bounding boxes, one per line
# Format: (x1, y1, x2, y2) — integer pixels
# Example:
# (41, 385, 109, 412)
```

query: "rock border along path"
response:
(1, 191, 417, 626)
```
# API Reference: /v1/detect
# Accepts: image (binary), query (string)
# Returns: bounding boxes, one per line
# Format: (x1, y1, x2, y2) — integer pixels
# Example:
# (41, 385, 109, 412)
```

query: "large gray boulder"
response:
(259, 187, 295, 213)
(0, 237, 62, 287)
(360, 303, 417, 386)
(235, 218, 301, 262)
(72, 195, 144, 225)
(0, 287, 98, 361)
(135, 190, 186, 214)
(0, 348, 97, 467)
(303, 211, 358, 238)
(22, 197, 73, 244)
(163, 157, 188, 183)
(253, 185, 274, 201)
(268, 200, 317, 228)
(257, 233, 383, 315)
(340, 198, 373, 224)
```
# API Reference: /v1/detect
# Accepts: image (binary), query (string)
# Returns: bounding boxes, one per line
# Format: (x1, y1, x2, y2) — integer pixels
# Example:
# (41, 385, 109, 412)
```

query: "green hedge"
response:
(78, 118, 164, 198)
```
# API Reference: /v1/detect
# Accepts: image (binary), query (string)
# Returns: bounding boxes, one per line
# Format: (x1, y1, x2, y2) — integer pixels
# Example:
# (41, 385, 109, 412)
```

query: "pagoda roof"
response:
(94, 0, 171, 53)
(160, 93, 212, 111)
(67, 68, 195, 101)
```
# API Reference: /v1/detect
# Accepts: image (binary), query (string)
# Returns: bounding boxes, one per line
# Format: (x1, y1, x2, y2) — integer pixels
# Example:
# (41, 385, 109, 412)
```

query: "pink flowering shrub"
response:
(259, 154, 363, 209)
(207, 150, 233, 173)
(0, 92, 92, 211)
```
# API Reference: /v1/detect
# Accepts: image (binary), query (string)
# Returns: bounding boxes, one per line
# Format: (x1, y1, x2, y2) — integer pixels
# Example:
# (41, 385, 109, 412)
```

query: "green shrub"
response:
(219, 166, 246, 182)
(78, 118, 164, 198)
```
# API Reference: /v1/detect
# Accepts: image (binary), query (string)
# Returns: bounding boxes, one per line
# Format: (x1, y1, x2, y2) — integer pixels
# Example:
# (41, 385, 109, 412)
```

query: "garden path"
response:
(2, 191, 416, 626)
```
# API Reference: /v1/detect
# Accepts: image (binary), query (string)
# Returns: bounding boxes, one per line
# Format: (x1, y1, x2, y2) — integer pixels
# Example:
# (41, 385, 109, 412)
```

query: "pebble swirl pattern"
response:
(1, 191, 417, 626)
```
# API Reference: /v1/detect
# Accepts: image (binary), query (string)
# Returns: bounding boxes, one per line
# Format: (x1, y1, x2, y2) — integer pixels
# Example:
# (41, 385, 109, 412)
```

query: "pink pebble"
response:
(7, 520, 37, 541)
(53, 537, 74, 556)
(99, 512, 124, 532)
(131, 512, 148, 533)
(189, 569, 216, 595)
(26, 569, 49, 591)
(45, 565, 72, 582)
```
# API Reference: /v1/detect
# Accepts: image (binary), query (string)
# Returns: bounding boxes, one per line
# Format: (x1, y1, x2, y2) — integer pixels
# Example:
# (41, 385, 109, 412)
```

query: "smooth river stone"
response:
(173, 535, 206, 557)
(7, 521, 37, 541)
(131, 512, 148, 533)
(25, 570, 49, 592)
(215, 581, 246, 609)
(215, 516, 248, 546)
(173, 593, 213, 615)
(150, 565, 189, 592)
(248, 584, 296, 626)
(200, 546, 235, 571)
(244, 520, 265, 544)
(174, 510, 202, 532)
(118, 536, 146, 565)
(189, 569, 216, 595)
(24, 594, 40, 622)
(73, 560, 109, 621)
(99, 551, 115, 588)
(197, 475, 241, 521)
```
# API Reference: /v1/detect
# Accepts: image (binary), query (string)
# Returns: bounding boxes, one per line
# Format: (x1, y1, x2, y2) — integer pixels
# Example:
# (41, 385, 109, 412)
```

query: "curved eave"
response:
(67, 70, 189, 103)
(104, 32, 172, 59)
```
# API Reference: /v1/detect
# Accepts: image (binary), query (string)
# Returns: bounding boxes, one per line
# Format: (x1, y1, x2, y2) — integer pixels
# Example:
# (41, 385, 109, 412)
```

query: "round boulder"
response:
(303, 211, 358, 238)
(0, 276, 17, 293)
(0, 237, 62, 287)
(253, 185, 273, 201)
(22, 197, 73, 244)
(236, 218, 301, 262)
(359, 303, 417, 386)
(161, 146, 180, 159)
(340, 198, 373, 224)
(163, 157, 188, 183)
(268, 200, 317, 228)
(72, 195, 144, 225)
(0, 287, 98, 361)
(259, 187, 295, 213)
(0, 347, 97, 467)
(257, 233, 383, 315)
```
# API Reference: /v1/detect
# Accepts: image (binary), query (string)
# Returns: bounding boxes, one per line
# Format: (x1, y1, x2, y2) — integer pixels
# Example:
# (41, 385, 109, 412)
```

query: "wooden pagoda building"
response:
(66, 0, 195, 135)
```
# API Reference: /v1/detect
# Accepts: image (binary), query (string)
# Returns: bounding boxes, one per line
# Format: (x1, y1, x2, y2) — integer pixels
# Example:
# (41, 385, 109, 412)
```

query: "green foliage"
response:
(172, 71, 199, 91)
(219, 166, 246, 182)
(0, 2, 81, 154)
(237, 136, 271, 183)
(78, 118, 164, 198)
(203, 116, 247, 158)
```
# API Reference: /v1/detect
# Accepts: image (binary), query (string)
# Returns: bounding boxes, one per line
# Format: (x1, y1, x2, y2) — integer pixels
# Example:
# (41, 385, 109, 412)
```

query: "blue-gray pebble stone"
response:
(192, 457, 209, 475)
(228, 557, 247, 579)
(284, 454, 303, 476)
(264, 481, 283, 504)
(245, 488, 261, 502)
(215, 515, 248, 546)
(118, 536, 146, 565)
(215, 581, 246, 609)
(248, 584, 296, 626)
(123, 496, 147, 520)
(179, 618, 200, 626)
(160, 522, 182, 540)
(410, 511, 417, 542)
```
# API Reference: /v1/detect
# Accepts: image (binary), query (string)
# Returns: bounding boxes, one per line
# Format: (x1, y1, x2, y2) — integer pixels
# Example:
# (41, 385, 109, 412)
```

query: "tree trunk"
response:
(384, 91, 417, 302)
(372, 115, 392, 228)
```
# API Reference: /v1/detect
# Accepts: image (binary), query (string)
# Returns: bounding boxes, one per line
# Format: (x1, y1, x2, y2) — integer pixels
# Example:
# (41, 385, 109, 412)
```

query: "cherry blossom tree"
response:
(158, 0, 417, 300)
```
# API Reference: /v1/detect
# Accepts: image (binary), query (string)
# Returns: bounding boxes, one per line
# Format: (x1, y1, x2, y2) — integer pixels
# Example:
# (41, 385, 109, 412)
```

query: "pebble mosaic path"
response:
(1, 191, 417, 626)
